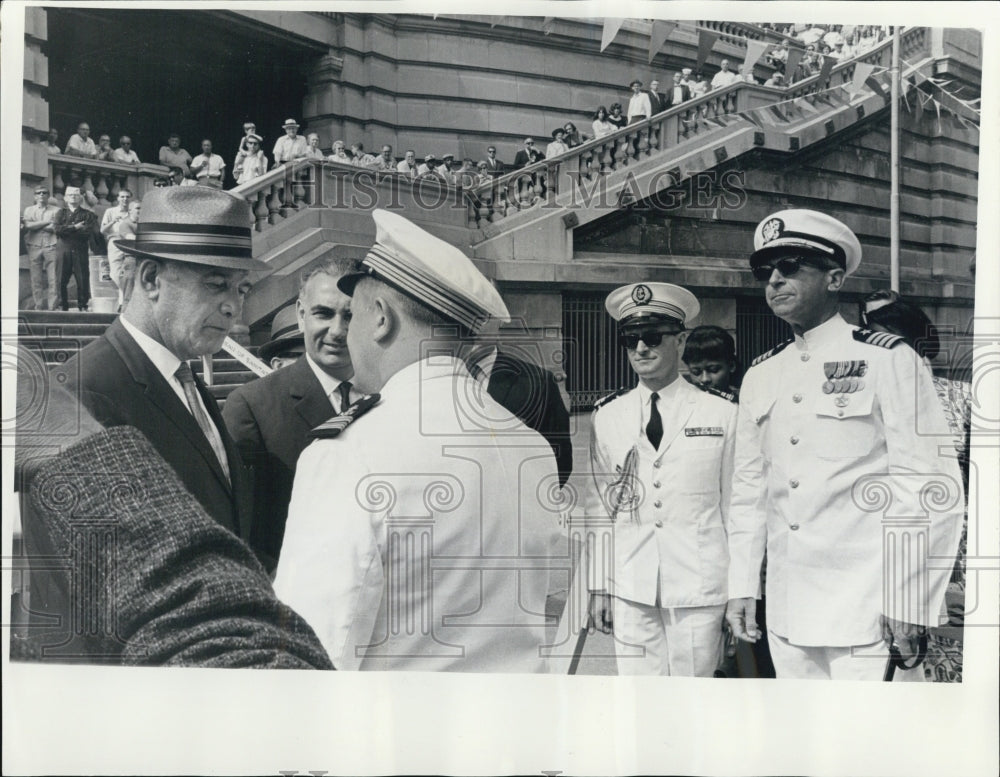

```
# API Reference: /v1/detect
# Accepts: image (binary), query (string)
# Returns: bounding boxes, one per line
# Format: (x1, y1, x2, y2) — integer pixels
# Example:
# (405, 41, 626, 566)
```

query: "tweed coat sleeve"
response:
(17, 426, 332, 669)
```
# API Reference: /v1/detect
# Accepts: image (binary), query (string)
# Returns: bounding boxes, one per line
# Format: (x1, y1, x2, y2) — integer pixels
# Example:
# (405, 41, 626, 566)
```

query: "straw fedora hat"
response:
(122, 187, 267, 271)
(258, 304, 304, 362)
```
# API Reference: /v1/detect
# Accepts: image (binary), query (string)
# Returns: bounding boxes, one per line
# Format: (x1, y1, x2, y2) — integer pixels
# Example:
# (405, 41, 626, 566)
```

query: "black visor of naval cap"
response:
(749, 209, 862, 277)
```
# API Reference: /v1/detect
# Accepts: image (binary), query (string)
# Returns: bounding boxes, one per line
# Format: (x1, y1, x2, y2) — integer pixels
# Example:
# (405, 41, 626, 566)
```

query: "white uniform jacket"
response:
(728, 315, 963, 646)
(274, 357, 563, 672)
(586, 377, 737, 607)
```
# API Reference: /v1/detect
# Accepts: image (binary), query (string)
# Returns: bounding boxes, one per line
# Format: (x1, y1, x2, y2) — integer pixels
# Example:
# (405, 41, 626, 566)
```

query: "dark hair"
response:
(859, 292, 940, 360)
(682, 325, 743, 384)
(609, 103, 623, 113)
(594, 106, 608, 120)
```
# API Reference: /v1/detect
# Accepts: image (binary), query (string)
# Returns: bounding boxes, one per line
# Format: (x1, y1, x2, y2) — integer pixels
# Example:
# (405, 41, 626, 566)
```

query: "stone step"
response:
(16, 310, 117, 326)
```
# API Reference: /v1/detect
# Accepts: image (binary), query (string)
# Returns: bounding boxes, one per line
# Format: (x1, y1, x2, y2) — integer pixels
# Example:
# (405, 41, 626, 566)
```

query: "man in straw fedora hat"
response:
(224, 259, 359, 572)
(52, 187, 266, 546)
(274, 209, 564, 672)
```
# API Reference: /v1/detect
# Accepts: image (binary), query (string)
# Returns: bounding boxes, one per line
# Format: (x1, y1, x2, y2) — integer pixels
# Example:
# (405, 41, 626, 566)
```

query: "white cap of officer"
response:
(750, 209, 863, 277)
(605, 282, 700, 327)
(338, 209, 510, 332)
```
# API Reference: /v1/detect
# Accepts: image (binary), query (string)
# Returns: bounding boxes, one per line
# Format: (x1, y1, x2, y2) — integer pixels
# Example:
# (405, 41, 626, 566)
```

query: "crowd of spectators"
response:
(37, 26, 885, 206)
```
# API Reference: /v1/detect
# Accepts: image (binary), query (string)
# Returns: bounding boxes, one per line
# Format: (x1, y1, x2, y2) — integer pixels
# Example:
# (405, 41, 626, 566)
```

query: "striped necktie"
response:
(175, 362, 230, 481)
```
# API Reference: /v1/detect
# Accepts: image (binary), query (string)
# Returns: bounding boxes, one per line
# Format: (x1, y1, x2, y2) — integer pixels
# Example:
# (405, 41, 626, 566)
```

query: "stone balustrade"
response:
(46, 154, 169, 205)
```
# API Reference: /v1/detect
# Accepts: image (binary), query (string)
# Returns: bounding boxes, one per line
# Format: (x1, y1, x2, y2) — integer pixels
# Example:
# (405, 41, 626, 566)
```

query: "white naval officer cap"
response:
(338, 209, 510, 332)
(750, 209, 862, 277)
(605, 282, 700, 327)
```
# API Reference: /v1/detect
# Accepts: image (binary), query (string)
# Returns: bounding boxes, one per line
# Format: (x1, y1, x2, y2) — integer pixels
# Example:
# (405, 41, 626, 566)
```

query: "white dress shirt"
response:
(305, 353, 356, 414)
(119, 316, 229, 470)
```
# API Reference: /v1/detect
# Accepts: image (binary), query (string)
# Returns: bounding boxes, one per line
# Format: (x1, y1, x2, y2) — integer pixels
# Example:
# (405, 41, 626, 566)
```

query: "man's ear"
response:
(135, 258, 164, 299)
(371, 295, 396, 344)
(676, 330, 689, 352)
(827, 267, 847, 292)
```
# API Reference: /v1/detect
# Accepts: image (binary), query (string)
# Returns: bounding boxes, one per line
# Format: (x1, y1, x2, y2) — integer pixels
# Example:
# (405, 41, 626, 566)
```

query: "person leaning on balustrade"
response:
(592, 106, 617, 139)
(64, 121, 98, 158)
(233, 133, 268, 186)
(112, 135, 141, 165)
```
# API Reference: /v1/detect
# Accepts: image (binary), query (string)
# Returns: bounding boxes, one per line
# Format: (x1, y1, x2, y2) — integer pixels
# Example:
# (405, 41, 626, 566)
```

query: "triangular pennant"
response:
(738, 110, 763, 128)
(784, 48, 805, 81)
(742, 39, 769, 75)
(769, 104, 788, 122)
(601, 18, 626, 52)
(542, 17, 555, 35)
(818, 55, 835, 83)
(648, 21, 677, 64)
(796, 97, 819, 114)
(846, 62, 876, 96)
(695, 29, 721, 72)
(865, 75, 888, 101)
(755, 107, 778, 127)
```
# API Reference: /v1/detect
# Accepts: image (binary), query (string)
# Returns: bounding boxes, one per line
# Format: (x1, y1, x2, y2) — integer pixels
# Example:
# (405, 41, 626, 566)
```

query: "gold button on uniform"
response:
(790, 479, 799, 488)
(655, 520, 663, 528)
(793, 393, 803, 403)
(790, 436, 799, 445)
(653, 460, 661, 468)
(790, 523, 800, 531)
(653, 481, 661, 488)
(801, 353, 810, 362)
(654, 500, 663, 509)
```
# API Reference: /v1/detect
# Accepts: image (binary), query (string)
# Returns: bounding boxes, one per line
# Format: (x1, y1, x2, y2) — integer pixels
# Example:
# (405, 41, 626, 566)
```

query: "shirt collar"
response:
(305, 353, 350, 398)
(796, 313, 848, 350)
(120, 315, 183, 383)
(635, 374, 683, 404)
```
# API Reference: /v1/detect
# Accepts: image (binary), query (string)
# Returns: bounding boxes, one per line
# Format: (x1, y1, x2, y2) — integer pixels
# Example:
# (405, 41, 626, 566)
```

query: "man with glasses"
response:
(112, 135, 141, 165)
(725, 209, 963, 680)
(586, 282, 737, 676)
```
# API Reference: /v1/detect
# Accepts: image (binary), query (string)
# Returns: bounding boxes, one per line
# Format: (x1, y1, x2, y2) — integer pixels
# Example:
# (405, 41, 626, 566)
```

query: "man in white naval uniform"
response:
(587, 282, 737, 676)
(726, 209, 963, 680)
(274, 209, 562, 672)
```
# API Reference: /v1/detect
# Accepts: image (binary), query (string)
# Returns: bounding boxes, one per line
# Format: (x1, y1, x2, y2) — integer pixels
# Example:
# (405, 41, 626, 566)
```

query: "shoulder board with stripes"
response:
(852, 328, 906, 349)
(698, 384, 738, 404)
(750, 338, 793, 367)
(309, 393, 381, 439)
(594, 386, 630, 410)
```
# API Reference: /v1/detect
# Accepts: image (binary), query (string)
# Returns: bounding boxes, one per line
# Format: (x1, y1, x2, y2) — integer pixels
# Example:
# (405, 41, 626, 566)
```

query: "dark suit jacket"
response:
(664, 84, 691, 108)
(512, 148, 546, 169)
(14, 426, 331, 668)
(483, 157, 506, 177)
(56, 318, 252, 541)
(486, 349, 573, 487)
(648, 90, 666, 115)
(222, 356, 335, 571)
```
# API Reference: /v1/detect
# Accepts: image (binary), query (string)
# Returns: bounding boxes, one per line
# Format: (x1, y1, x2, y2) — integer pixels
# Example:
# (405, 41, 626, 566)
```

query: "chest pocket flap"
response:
(814, 391, 876, 457)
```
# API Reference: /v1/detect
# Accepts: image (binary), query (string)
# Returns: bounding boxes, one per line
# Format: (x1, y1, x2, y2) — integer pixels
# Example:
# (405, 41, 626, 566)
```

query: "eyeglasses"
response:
(750, 255, 834, 282)
(618, 328, 682, 349)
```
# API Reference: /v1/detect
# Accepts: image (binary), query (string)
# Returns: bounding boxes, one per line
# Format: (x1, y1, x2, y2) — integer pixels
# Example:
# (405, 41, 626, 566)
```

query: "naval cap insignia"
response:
(631, 284, 652, 304)
(761, 217, 784, 244)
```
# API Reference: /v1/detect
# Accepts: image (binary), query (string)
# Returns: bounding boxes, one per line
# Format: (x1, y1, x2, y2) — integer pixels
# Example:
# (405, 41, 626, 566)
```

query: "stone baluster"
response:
(107, 175, 121, 203)
(253, 190, 269, 232)
(81, 171, 96, 203)
(267, 182, 282, 225)
(94, 171, 110, 205)
(52, 165, 65, 199)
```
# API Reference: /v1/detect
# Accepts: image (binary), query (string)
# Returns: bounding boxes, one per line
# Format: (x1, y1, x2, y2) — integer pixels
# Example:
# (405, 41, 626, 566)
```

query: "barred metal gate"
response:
(562, 293, 635, 411)
(735, 296, 791, 370)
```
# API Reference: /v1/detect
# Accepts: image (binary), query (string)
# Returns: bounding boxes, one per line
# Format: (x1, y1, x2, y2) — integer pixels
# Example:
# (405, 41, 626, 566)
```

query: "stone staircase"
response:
(15, 310, 260, 405)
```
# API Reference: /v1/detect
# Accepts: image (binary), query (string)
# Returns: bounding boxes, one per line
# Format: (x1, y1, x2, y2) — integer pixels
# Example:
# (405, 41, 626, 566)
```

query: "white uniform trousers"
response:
(768, 631, 926, 681)
(613, 597, 725, 676)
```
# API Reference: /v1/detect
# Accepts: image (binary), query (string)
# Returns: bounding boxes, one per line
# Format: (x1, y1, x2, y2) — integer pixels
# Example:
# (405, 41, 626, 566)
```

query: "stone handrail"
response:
(464, 27, 928, 230)
(230, 159, 318, 232)
(46, 154, 169, 205)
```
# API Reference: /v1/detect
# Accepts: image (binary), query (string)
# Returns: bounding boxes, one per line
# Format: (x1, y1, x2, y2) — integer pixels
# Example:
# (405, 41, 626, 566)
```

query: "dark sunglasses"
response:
(751, 254, 835, 282)
(618, 328, 682, 349)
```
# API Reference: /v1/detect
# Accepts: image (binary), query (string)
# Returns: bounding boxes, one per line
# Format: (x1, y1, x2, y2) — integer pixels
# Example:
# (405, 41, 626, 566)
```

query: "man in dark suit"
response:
(223, 259, 358, 571)
(664, 72, 691, 108)
(483, 145, 505, 177)
(53, 186, 263, 549)
(512, 137, 546, 200)
(647, 79, 666, 115)
(467, 327, 572, 488)
(14, 349, 331, 668)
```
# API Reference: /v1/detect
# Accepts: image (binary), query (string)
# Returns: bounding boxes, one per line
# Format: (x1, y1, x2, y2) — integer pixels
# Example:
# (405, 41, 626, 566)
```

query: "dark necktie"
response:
(175, 362, 230, 480)
(646, 392, 663, 450)
(337, 381, 353, 414)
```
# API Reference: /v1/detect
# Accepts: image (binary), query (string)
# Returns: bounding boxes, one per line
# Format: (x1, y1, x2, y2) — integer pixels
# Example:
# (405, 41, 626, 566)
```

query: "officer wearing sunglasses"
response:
(585, 282, 737, 676)
(726, 209, 963, 681)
